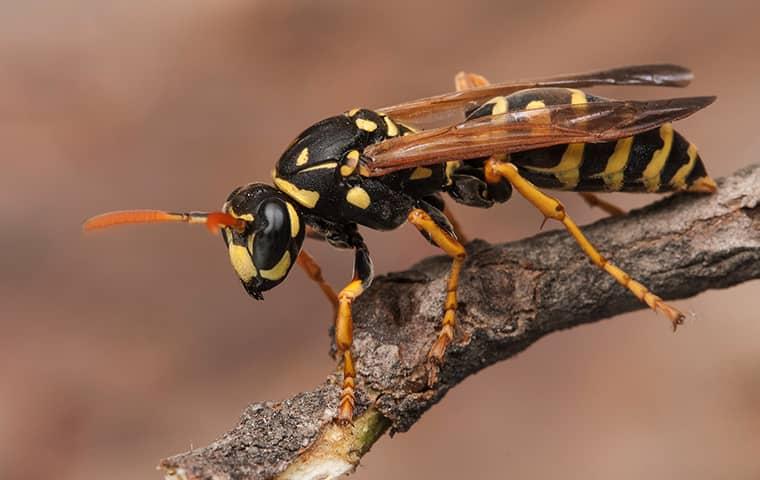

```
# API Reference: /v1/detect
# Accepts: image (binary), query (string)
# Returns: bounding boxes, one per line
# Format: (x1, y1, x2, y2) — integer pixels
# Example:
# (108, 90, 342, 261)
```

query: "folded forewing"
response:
(379, 64, 694, 128)
(364, 95, 715, 176)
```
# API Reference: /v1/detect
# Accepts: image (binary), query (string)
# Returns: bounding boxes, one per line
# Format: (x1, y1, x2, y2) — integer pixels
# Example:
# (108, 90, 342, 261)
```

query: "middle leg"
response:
(408, 206, 466, 386)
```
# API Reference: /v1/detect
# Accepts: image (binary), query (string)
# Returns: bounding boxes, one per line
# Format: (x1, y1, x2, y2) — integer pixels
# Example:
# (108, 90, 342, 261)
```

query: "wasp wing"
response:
(364, 96, 715, 176)
(379, 64, 693, 128)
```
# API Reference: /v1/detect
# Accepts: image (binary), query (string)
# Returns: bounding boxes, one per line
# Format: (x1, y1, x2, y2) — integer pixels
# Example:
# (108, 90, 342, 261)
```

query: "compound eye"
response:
(252, 200, 291, 271)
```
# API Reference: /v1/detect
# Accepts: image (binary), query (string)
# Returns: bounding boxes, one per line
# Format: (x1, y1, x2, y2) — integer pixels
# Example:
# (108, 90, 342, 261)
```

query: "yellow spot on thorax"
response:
(285, 202, 300, 238)
(272, 173, 320, 208)
(295, 147, 309, 166)
(346, 186, 371, 209)
(355, 118, 378, 132)
(670, 143, 698, 189)
(642, 123, 674, 192)
(260, 250, 291, 281)
(410, 167, 433, 180)
(347, 108, 360, 116)
(299, 161, 338, 173)
(383, 116, 399, 136)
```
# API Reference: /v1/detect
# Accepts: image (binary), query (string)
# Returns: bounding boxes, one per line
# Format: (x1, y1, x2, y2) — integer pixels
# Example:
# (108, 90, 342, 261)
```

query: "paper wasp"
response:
(84, 64, 716, 423)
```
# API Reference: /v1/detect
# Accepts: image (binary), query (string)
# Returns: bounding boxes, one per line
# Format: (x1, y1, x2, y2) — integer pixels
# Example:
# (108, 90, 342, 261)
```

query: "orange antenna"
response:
(83, 210, 246, 235)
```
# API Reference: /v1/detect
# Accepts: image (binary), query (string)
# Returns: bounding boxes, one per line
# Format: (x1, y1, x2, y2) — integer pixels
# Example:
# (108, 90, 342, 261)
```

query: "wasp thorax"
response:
(222, 183, 305, 299)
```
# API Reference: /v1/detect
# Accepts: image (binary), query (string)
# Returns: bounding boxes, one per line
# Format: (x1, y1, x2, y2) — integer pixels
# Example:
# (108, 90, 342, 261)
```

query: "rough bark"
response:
(160, 164, 760, 480)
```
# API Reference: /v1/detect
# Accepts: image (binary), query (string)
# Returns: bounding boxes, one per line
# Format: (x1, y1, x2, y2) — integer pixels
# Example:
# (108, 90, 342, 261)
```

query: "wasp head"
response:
(222, 183, 305, 300)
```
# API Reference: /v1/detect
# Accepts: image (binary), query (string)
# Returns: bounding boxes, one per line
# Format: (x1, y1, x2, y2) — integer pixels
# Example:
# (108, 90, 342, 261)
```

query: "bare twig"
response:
(160, 164, 760, 480)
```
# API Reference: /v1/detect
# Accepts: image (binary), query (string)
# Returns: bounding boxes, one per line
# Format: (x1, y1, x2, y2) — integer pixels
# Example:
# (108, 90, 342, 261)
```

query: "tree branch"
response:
(160, 164, 760, 480)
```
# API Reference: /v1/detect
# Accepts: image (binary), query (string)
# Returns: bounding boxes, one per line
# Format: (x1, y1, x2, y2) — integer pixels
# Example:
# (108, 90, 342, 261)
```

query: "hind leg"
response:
(485, 157, 684, 330)
(578, 192, 626, 217)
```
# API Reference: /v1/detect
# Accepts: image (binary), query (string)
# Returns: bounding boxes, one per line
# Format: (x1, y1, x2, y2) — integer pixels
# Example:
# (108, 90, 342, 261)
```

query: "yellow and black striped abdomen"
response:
(469, 87, 716, 193)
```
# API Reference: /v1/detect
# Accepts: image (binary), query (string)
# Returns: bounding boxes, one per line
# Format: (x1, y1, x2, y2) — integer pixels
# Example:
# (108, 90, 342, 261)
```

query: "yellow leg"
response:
(296, 249, 338, 315)
(454, 71, 491, 91)
(335, 278, 363, 423)
(408, 208, 466, 385)
(441, 71, 494, 243)
(578, 192, 626, 217)
(485, 158, 684, 330)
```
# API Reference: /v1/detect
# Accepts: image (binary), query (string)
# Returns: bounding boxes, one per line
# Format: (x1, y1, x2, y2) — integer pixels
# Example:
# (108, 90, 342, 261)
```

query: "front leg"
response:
(335, 240, 373, 423)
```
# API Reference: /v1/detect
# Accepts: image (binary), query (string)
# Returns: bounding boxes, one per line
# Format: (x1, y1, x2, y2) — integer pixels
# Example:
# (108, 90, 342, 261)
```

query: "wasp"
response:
(85, 64, 716, 423)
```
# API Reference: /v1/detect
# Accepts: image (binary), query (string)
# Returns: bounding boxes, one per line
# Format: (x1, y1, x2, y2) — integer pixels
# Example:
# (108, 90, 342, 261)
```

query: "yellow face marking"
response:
(410, 167, 433, 180)
(347, 108, 360, 116)
(642, 123, 674, 192)
(525, 100, 546, 110)
(229, 211, 254, 222)
(295, 147, 309, 166)
(285, 202, 300, 238)
(346, 186, 371, 209)
(347, 150, 360, 161)
(228, 243, 257, 282)
(355, 118, 378, 132)
(670, 143, 699, 189)
(383, 116, 399, 137)
(260, 250, 291, 281)
(272, 175, 320, 208)
(487, 96, 508, 115)
(299, 161, 338, 173)
(598, 136, 633, 191)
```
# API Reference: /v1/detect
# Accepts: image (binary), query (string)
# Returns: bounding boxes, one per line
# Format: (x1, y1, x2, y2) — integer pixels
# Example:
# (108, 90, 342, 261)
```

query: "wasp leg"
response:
(408, 207, 466, 386)
(335, 241, 373, 423)
(296, 249, 338, 315)
(443, 203, 469, 244)
(454, 71, 491, 91)
(484, 158, 685, 330)
(438, 72, 497, 242)
(578, 192, 626, 217)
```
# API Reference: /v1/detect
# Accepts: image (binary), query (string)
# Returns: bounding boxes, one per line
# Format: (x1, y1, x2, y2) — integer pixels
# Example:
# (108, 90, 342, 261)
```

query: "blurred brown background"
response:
(1, 1, 759, 479)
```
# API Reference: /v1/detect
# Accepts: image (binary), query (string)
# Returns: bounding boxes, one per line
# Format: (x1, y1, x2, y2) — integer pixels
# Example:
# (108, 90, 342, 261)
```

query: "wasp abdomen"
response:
(469, 87, 715, 193)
